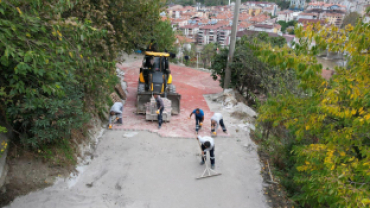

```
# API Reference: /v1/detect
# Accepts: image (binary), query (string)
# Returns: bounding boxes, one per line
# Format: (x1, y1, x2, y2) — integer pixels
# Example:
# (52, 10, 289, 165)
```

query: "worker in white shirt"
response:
(108, 102, 123, 128)
(211, 113, 227, 136)
(197, 135, 216, 169)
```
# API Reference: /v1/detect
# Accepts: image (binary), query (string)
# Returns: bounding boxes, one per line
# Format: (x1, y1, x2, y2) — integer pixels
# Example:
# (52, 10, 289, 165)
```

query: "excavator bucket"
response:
(136, 93, 152, 114)
(136, 92, 181, 115)
(166, 93, 181, 114)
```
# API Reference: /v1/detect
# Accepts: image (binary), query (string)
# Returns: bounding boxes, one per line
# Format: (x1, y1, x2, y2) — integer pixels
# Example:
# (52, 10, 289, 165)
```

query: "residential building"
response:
(297, 12, 320, 20)
(306, 2, 346, 12)
(217, 26, 232, 46)
(170, 18, 188, 31)
(179, 24, 200, 39)
(249, 14, 270, 24)
(263, 6, 277, 16)
(197, 24, 224, 45)
(277, 10, 294, 22)
(364, 14, 370, 23)
(175, 35, 194, 58)
(248, 23, 282, 33)
(297, 18, 326, 26)
(290, 0, 306, 11)
(248, 6, 262, 16)
(322, 12, 345, 26)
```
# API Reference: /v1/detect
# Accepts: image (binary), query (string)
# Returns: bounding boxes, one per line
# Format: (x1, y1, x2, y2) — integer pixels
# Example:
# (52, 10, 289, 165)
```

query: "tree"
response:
(200, 43, 217, 68)
(342, 12, 361, 28)
(212, 33, 290, 103)
(255, 23, 370, 207)
(0, 0, 171, 147)
(278, 20, 297, 33)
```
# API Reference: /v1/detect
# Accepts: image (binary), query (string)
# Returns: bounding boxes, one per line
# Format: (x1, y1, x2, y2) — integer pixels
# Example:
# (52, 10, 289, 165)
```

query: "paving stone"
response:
(112, 61, 227, 138)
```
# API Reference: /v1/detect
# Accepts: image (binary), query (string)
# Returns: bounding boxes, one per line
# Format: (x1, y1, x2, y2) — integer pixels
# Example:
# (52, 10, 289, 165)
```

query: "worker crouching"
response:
(211, 113, 227, 136)
(109, 102, 123, 128)
(190, 108, 204, 133)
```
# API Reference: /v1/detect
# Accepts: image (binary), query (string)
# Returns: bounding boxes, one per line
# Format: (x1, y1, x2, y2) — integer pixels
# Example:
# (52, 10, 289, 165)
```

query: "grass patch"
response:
(38, 138, 77, 166)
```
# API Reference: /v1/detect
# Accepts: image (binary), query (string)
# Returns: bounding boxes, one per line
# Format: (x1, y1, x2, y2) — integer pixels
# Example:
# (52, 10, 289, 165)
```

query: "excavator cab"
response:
(136, 51, 180, 115)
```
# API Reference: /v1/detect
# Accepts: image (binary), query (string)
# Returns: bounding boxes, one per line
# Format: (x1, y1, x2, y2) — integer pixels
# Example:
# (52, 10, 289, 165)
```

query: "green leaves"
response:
(255, 22, 370, 207)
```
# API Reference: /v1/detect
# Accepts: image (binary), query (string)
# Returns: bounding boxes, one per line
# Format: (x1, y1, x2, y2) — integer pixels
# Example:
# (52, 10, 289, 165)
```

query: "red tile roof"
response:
(180, 24, 199, 29)
(199, 24, 224, 30)
(321, 69, 335, 80)
(176, 35, 194, 44)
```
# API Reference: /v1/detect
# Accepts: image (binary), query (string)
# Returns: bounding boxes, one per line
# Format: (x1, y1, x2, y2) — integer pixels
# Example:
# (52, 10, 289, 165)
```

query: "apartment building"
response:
(179, 24, 200, 39)
(277, 10, 294, 22)
(197, 24, 225, 45)
(322, 12, 345, 26)
(248, 23, 282, 33)
(217, 26, 232, 46)
(290, 0, 306, 10)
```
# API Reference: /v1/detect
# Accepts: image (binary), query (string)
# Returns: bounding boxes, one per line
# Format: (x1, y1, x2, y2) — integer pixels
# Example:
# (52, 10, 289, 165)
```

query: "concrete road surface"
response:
(6, 129, 267, 208)
(6, 55, 268, 208)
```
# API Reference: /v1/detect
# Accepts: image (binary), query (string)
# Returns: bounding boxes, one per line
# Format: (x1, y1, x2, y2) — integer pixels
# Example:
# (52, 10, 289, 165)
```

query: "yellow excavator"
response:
(136, 51, 181, 115)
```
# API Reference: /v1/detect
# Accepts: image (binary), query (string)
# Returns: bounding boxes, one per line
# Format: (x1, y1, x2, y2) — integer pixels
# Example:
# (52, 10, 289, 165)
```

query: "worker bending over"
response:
(109, 102, 123, 127)
(211, 113, 227, 136)
(197, 135, 216, 169)
(154, 93, 164, 129)
(190, 108, 204, 132)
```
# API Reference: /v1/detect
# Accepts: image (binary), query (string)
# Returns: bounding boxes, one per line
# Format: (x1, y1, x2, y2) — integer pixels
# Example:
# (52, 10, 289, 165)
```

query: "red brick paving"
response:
(114, 61, 225, 138)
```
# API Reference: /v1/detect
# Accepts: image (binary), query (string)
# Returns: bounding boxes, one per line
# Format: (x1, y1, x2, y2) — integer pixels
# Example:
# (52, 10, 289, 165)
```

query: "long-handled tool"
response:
(195, 134, 221, 180)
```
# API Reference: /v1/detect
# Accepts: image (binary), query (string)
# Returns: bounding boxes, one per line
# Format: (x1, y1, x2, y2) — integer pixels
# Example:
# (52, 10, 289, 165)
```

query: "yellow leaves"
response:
(331, 164, 335, 170)
(361, 198, 370, 205)
(297, 165, 308, 172)
(69, 52, 73, 58)
(359, 107, 364, 114)
(305, 161, 310, 165)
(339, 151, 346, 157)
(345, 24, 354, 32)
(305, 125, 310, 130)
(52, 31, 57, 36)
(45, 59, 49, 64)
(321, 81, 327, 87)
(351, 109, 356, 115)
(57, 30, 63, 40)
(26, 33, 31, 38)
(364, 114, 370, 121)
(16, 7, 22, 15)
(80, 54, 83, 58)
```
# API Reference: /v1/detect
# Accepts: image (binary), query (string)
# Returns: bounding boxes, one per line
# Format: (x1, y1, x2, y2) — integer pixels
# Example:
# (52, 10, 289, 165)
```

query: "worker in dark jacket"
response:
(154, 94, 164, 129)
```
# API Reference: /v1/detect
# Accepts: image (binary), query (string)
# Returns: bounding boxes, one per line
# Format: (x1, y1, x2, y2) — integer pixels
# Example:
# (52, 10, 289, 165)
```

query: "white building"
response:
(364, 14, 370, 23)
(277, 10, 294, 22)
(297, 12, 319, 20)
(290, 0, 306, 10)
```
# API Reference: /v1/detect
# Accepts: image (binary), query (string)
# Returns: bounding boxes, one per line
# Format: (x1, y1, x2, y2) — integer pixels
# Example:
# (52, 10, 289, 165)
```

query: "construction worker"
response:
(109, 102, 123, 127)
(197, 135, 215, 169)
(154, 93, 164, 129)
(190, 108, 204, 132)
(211, 113, 227, 136)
